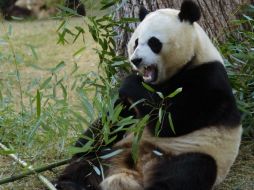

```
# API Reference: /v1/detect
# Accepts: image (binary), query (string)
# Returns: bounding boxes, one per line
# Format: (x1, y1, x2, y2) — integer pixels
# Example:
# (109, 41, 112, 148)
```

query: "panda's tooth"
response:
(143, 75, 152, 82)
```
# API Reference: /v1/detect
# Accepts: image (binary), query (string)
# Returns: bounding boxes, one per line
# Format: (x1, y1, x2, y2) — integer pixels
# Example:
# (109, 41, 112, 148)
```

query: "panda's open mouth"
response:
(142, 65, 158, 83)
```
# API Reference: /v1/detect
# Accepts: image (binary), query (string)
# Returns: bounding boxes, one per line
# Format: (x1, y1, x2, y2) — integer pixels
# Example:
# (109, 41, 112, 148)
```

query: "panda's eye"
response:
(148, 37, 162, 54)
(134, 38, 138, 50)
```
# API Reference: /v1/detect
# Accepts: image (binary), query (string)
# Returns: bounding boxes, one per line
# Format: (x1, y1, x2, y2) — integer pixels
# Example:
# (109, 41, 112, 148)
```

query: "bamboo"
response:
(0, 142, 70, 189)
(0, 158, 70, 185)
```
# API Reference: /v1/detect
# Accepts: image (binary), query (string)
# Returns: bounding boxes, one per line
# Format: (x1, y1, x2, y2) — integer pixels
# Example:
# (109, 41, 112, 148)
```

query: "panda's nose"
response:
(131, 58, 142, 67)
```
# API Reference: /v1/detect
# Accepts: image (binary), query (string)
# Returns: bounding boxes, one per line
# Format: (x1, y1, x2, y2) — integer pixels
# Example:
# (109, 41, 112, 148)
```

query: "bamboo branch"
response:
(0, 142, 70, 189)
(0, 157, 71, 185)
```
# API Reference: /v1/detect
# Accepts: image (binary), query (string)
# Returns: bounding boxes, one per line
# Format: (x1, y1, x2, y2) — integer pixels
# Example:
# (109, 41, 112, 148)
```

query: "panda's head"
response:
(128, 1, 221, 84)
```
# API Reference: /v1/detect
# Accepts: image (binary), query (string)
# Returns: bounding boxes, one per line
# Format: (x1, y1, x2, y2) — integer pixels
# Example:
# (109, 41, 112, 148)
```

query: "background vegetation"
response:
(0, 1, 253, 190)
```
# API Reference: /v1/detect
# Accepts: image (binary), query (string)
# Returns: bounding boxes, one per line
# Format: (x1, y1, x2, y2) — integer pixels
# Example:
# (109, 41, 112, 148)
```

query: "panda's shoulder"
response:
(183, 61, 230, 89)
(189, 61, 227, 78)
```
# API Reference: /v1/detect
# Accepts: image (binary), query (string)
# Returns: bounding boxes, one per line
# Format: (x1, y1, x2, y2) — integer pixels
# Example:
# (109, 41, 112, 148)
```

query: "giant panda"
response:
(56, 1, 242, 190)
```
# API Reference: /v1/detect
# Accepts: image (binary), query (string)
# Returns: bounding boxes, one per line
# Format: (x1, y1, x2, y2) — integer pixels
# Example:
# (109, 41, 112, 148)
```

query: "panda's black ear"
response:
(139, 6, 149, 21)
(178, 0, 201, 24)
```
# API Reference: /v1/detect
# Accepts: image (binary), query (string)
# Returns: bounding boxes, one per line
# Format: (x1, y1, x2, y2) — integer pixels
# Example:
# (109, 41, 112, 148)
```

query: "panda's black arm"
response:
(74, 74, 153, 157)
(119, 73, 156, 117)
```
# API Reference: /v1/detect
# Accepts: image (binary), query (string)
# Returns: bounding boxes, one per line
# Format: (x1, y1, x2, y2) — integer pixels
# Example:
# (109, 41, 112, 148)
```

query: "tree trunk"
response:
(114, 0, 251, 56)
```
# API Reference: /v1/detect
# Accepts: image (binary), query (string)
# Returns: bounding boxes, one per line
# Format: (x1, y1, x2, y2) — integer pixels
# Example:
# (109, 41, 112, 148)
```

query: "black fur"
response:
(178, 0, 201, 23)
(131, 58, 143, 67)
(119, 61, 241, 137)
(148, 37, 162, 54)
(56, 158, 101, 190)
(139, 6, 149, 21)
(134, 38, 139, 50)
(145, 153, 217, 190)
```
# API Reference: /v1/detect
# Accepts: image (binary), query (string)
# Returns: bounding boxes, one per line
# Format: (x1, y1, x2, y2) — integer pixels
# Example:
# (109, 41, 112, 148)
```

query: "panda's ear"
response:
(139, 6, 149, 21)
(178, 0, 201, 24)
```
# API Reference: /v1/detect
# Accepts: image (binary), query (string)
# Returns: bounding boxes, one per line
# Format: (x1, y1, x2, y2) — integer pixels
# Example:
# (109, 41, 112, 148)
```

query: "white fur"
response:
(100, 172, 143, 190)
(128, 8, 223, 83)
(115, 125, 242, 187)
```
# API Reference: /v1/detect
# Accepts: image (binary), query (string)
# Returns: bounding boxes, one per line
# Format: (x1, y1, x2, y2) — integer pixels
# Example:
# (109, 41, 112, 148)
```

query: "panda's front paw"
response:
(100, 173, 143, 190)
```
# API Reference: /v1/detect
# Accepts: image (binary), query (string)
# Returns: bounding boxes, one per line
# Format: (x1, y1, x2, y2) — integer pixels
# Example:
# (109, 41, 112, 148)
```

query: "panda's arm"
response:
(73, 74, 153, 157)
(118, 74, 155, 117)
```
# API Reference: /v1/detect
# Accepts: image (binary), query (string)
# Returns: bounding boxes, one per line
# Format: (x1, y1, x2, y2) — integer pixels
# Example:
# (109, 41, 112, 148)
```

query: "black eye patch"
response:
(148, 37, 162, 54)
(134, 38, 138, 50)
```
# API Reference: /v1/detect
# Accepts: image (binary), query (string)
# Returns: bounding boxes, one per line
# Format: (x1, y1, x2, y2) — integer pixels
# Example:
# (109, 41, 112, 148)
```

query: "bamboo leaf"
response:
(10, 16, 24, 21)
(100, 2, 116, 10)
(131, 115, 149, 162)
(73, 47, 86, 57)
(100, 149, 123, 159)
(57, 5, 79, 16)
(131, 135, 139, 163)
(152, 150, 163, 156)
(159, 108, 163, 124)
(79, 91, 94, 121)
(51, 61, 65, 74)
(93, 165, 101, 176)
(0, 149, 15, 155)
(60, 83, 67, 101)
(38, 175, 57, 190)
(26, 44, 38, 60)
(8, 24, 12, 36)
(142, 82, 155, 92)
(68, 140, 93, 154)
(112, 104, 123, 123)
(115, 116, 137, 129)
(129, 98, 146, 110)
(154, 120, 161, 137)
(168, 113, 176, 134)
(167, 87, 183, 98)
(156, 92, 164, 99)
(243, 14, 254, 21)
(57, 20, 66, 32)
(28, 118, 42, 141)
(36, 90, 41, 118)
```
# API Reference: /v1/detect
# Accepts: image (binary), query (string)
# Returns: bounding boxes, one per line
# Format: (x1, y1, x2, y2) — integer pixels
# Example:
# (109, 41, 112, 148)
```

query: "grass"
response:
(0, 18, 99, 189)
(0, 18, 98, 103)
(0, 17, 253, 190)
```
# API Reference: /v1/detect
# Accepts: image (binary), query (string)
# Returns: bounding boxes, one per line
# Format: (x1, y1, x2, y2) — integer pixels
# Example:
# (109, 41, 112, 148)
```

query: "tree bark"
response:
(114, 0, 252, 56)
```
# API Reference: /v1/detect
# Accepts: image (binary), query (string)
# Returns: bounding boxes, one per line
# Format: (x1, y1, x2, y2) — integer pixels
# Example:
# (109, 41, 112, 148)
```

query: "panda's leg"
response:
(99, 150, 143, 190)
(144, 153, 217, 190)
(100, 171, 143, 190)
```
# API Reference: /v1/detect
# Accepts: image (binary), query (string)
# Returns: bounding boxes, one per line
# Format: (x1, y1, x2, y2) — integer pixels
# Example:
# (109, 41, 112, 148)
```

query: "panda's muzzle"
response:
(131, 58, 142, 67)
(142, 64, 158, 83)
(130, 59, 158, 83)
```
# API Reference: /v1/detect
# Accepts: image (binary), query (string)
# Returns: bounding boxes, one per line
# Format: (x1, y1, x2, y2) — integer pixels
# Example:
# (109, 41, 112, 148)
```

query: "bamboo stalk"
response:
(0, 143, 70, 189)
(0, 157, 70, 185)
